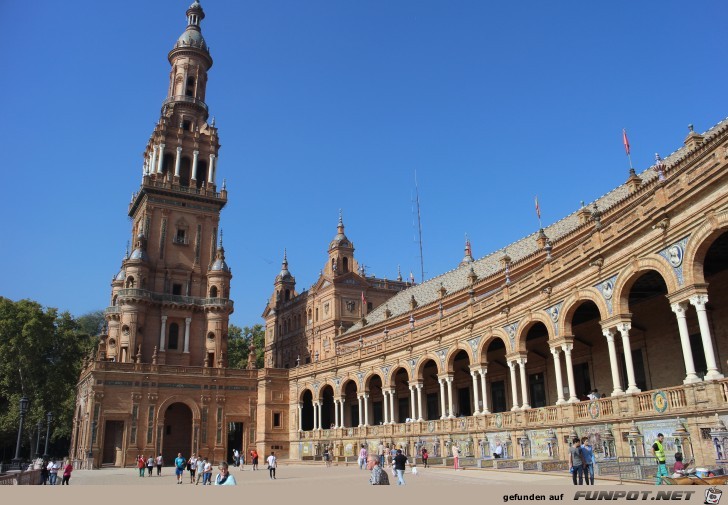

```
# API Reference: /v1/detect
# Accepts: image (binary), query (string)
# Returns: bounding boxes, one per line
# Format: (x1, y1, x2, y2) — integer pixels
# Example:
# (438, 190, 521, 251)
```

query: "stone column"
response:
(357, 395, 363, 427)
(446, 376, 455, 418)
(157, 143, 165, 174)
(340, 398, 345, 428)
(334, 399, 340, 428)
(471, 370, 481, 415)
(389, 389, 396, 424)
(518, 357, 530, 410)
(671, 302, 700, 383)
(562, 343, 579, 402)
(479, 368, 490, 414)
(183, 318, 191, 353)
(363, 394, 370, 426)
(382, 390, 389, 424)
(208, 154, 216, 184)
(159, 315, 167, 351)
(191, 150, 199, 181)
(602, 329, 625, 395)
(150, 145, 158, 175)
(550, 347, 566, 404)
(416, 383, 424, 421)
(174, 146, 182, 178)
(297, 403, 303, 431)
(507, 360, 520, 411)
(313, 402, 320, 430)
(616, 323, 641, 393)
(438, 378, 447, 419)
(409, 385, 417, 420)
(690, 294, 724, 380)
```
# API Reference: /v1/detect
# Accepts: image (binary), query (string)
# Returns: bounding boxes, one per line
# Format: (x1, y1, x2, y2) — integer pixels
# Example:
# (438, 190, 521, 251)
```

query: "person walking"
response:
(267, 451, 277, 480)
(358, 444, 368, 470)
(581, 437, 595, 485)
(452, 444, 460, 471)
(188, 454, 198, 483)
(155, 453, 163, 476)
(146, 455, 154, 476)
(421, 448, 429, 468)
(393, 449, 408, 486)
(653, 433, 669, 485)
(174, 452, 186, 484)
(569, 438, 585, 485)
(203, 458, 213, 485)
(214, 461, 237, 486)
(251, 449, 259, 471)
(367, 455, 390, 485)
(61, 459, 73, 485)
(195, 456, 205, 485)
(47, 459, 60, 485)
(233, 448, 240, 467)
(137, 455, 145, 477)
(377, 441, 385, 467)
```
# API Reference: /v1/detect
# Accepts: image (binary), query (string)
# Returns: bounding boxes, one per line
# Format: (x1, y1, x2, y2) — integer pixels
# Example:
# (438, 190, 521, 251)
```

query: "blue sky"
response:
(2, 1, 726, 328)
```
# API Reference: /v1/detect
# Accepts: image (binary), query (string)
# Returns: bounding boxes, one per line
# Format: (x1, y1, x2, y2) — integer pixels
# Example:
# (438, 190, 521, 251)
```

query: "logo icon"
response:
(705, 487, 722, 505)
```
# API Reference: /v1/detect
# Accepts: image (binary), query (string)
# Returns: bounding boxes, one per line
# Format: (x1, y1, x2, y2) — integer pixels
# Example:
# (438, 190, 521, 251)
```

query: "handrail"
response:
(115, 289, 234, 308)
(163, 95, 208, 112)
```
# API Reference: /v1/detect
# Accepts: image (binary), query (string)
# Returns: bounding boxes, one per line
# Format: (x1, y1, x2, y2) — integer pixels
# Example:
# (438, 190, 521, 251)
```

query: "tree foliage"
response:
(0, 298, 98, 460)
(227, 323, 265, 369)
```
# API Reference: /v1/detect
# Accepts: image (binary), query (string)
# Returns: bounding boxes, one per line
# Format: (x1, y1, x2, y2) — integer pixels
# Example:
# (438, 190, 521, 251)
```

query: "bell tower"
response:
(105, 0, 233, 367)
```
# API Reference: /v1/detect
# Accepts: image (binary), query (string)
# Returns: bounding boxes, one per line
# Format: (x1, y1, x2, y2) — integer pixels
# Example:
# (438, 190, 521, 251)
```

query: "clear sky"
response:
(2, 0, 726, 328)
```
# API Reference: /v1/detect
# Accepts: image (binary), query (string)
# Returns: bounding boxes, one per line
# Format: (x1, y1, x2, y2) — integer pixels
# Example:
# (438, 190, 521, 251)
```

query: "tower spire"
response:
(460, 234, 474, 266)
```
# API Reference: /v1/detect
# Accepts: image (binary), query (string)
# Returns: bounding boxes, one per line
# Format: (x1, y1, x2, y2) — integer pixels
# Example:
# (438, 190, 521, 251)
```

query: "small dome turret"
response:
(210, 231, 230, 272)
(275, 249, 294, 282)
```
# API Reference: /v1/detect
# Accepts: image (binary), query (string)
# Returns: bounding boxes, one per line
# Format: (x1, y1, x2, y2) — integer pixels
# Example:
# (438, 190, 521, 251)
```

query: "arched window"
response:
(112, 295, 118, 306)
(168, 323, 179, 350)
(343, 257, 349, 273)
(185, 77, 195, 97)
(285, 289, 290, 301)
(126, 276, 135, 288)
(210, 286, 218, 298)
(308, 309, 312, 324)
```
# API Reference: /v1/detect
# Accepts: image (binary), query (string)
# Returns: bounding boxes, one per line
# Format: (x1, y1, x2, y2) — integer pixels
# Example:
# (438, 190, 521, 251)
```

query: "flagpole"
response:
(623, 129, 634, 174)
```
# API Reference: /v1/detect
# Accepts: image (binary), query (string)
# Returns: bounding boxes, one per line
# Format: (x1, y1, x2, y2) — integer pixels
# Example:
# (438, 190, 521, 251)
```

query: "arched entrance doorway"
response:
(301, 390, 314, 431)
(162, 402, 193, 465)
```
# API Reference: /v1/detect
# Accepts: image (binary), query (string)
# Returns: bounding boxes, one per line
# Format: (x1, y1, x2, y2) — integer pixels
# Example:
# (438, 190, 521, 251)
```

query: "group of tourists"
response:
(366, 447, 410, 486)
(136, 454, 164, 477)
(568, 437, 595, 485)
(39, 458, 73, 485)
(159, 449, 277, 485)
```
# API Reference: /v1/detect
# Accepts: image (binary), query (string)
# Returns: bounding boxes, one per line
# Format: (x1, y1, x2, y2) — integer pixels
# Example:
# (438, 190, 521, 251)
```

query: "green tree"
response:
(227, 323, 265, 369)
(0, 298, 97, 461)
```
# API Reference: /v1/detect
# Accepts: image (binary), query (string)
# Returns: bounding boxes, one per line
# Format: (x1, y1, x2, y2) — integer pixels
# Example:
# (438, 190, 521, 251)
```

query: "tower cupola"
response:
(327, 211, 356, 276)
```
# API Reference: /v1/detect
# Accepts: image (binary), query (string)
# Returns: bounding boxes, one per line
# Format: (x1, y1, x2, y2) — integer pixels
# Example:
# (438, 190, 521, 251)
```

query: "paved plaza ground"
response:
(66, 462, 632, 487)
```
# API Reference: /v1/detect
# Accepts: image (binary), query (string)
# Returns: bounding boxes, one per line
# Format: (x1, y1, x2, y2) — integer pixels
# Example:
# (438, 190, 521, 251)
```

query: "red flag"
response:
(534, 196, 541, 220)
(361, 291, 367, 306)
(622, 129, 631, 156)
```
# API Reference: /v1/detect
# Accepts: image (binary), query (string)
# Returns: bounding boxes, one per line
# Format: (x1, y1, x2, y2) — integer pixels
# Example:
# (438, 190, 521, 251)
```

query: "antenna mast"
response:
(415, 171, 425, 282)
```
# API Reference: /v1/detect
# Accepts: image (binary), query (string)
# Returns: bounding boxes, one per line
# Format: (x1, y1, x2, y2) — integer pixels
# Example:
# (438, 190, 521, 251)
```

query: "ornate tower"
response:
(104, 0, 232, 367)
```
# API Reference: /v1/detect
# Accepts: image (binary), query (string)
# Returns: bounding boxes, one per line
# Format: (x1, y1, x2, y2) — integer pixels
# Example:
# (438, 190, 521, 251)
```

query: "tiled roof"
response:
(346, 117, 728, 333)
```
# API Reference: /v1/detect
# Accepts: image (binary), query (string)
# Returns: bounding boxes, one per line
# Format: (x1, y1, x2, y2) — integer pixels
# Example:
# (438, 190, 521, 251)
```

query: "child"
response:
(411, 461, 418, 475)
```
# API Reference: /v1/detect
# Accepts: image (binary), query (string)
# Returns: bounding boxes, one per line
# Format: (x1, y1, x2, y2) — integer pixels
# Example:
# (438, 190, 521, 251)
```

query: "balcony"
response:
(114, 289, 234, 309)
(163, 95, 208, 112)
(295, 380, 728, 442)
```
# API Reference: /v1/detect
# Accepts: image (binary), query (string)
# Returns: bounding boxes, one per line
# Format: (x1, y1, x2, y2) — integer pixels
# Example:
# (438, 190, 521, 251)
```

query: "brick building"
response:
(73, 2, 728, 471)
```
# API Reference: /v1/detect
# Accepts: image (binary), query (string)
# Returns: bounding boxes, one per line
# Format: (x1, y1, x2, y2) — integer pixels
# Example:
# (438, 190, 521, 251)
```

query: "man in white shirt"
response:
(47, 460, 60, 485)
(267, 451, 277, 480)
(195, 456, 205, 485)
(494, 442, 503, 459)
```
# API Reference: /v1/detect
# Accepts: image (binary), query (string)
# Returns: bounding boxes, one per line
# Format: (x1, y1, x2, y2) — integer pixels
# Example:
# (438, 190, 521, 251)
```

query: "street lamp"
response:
(11, 396, 30, 468)
(35, 420, 43, 458)
(43, 411, 53, 459)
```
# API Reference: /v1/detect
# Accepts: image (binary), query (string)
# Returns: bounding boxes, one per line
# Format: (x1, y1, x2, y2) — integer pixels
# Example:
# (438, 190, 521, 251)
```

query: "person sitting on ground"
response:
(673, 452, 685, 476)
(215, 461, 237, 486)
(367, 455, 390, 485)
